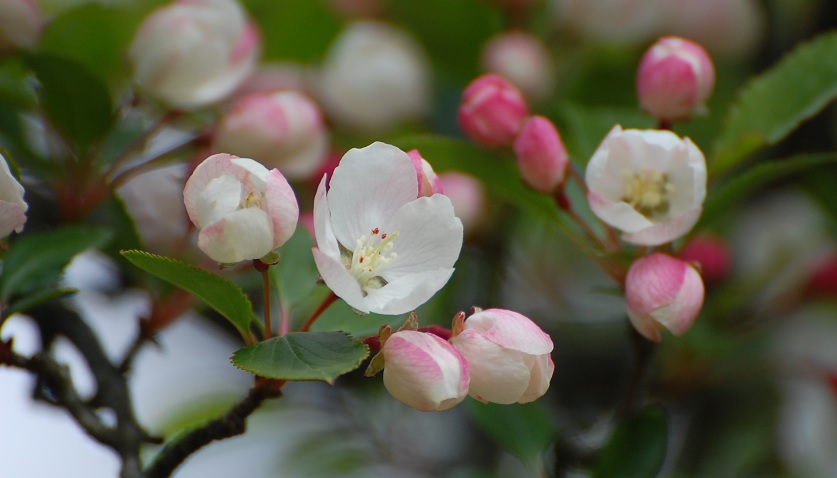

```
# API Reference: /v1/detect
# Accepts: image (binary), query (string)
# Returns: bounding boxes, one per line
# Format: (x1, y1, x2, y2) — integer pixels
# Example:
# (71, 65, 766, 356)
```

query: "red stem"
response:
(300, 291, 339, 332)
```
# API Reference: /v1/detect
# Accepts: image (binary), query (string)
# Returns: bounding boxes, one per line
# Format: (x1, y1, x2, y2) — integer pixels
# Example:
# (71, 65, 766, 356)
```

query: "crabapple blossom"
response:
(481, 31, 555, 101)
(637, 36, 715, 123)
(585, 125, 707, 246)
(458, 74, 529, 149)
(183, 153, 298, 264)
(381, 330, 469, 412)
(318, 21, 430, 131)
(129, 0, 260, 110)
(213, 91, 328, 180)
(513, 115, 569, 194)
(0, 152, 27, 239)
(0, 0, 41, 53)
(451, 309, 554, 404)
(312, 142, 463, 315)
(625, 253, 704, 342)
(406, 149, 443, 198)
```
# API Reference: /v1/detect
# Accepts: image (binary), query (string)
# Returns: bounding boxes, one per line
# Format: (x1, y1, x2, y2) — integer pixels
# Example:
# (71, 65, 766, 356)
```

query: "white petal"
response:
(184, 153, 239, 225)
(196, 174, 242, 227)
(382, 195, 463, 277)
(312, 175, 340, 259)
(452, 329, 530, 404)
(518, 354, 554, 404)
(622, 207, 702, 246)
(587, 191, 652, 234)
(327, 142, 418, 248)
(264, 168, 299, 248)
(465, 309, 553, 355)
(197, 208, 273, 263)
(312, 247, 369, 314)
(363, 268, 454, 315)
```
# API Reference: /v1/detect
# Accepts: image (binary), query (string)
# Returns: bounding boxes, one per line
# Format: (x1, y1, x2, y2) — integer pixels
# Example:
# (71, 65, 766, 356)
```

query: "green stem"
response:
(261, 268, 272, 340)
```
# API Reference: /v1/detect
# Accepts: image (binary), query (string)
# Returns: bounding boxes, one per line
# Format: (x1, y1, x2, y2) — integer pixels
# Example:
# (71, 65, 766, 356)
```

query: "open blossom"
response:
(585, 125, 707, 246)
(451, 309, 554, 404)
(183, 153, 298, 263)
(213, 91, 329, 180)
(0, 152, 27, 239)
(637, 36, 715, 123)
(625, 253, 704, 342)
(382, 330, 469, 412)
(129, 0, 260, 109)
(312, 142, 463, 315)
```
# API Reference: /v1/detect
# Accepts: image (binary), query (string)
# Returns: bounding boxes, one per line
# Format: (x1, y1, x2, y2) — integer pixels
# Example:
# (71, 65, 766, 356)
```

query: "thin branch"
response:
(616, 325, 657, 418)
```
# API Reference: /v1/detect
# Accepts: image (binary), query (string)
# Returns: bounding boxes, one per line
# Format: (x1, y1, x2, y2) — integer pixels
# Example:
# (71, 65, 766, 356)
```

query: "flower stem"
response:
(261, 267, 272, 340)
(300, 291, 339, 332)
(104, 110, 182, 183)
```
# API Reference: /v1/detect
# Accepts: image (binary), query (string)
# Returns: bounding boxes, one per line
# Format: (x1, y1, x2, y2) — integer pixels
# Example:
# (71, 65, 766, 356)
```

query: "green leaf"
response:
(27, 53, 114, 155)
(2, 288, 77, 319)
(244, 0, 342, 62)
(593, 405, 668, 478)
(230, 332, 369, 384)
(699, 152, 837, 228)
(120, 250, 258, 338)
(0, 226, 111, 301)
(270, 228, 321, 313)
(467, 400, 555, 466)
(711, 32, 837, 177)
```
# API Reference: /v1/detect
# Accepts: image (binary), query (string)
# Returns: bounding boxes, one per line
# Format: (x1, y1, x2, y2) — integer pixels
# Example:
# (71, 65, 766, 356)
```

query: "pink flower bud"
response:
(213, 91, 328, 180)
(481, 31, 555, 101)
(406, 149, 443, 198)
(382, 330, 470, 412)
(805, 254, 837, 298)
(625, 253, 704, 342)
(513, 116, 569, 194)
(636, 36, 715, 123)
(183, 153, 299, 264)
(458, 74, 529, 149)
(451, 309, 554, 404)
(0, 152, 27, 239)
(438, 172, 487, 234)
(679, 233, 731, 284)
(0, 0, 42, 53)
(129, 0, 261, 110)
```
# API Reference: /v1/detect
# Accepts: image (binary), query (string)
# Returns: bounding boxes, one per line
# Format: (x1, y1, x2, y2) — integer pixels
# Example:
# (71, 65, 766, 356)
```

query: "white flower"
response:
(183, 153, 298, 264)
(0, 152, 27, 239)
(312, 142, 463, 315)
(129, 0, 260, 110)
(585, 125, 707, 246)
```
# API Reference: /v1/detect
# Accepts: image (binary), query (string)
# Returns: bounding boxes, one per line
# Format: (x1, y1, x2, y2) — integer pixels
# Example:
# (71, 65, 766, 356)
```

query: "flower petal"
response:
(312, 247, 369, 314)
(518, 353, 555, 404)
(197, 207, 274, 263)
(381, 194, 463, 277)
(264, 168, 298, 248)
(587, 190, 653, 234)
(622, 207, 702, 246)
(183, 153, 239, 224)
(453, 329, 530, 404)
(0, 200, 27, 237)
(196, 174, 242, 227)
(363, 268, 455, 315)
(465, 309, 553, 355)
(327, 142, 418, 248)
(312, 175, 340, 259)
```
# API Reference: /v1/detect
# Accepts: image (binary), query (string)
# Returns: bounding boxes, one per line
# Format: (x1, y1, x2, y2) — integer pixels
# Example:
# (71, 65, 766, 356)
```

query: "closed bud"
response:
(451, 309, 554, 404)
(679, 233, 731, 284)
(0, 0, 42, 53)
(406, 149, 442, 198)
(513, 115, 569, 194)
(382, 330, 470, 412)
(481, 31, 555, 101)
(214, 91, 328, 180)
(637, 36, 715, 123)
(625, 253, 704, 342)
(458, 74, 529, 149)
(129, 0, 260, 110)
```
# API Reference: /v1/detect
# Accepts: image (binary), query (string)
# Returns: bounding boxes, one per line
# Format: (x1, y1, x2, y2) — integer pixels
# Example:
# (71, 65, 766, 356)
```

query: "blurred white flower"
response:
(659, 0, 766, 60)
(312, 142, 463, 315)
(481, 30, 555, 101)
(0, 151, 27, 239)
(552, 0, 663, 43)
(585, 125, 707, 246)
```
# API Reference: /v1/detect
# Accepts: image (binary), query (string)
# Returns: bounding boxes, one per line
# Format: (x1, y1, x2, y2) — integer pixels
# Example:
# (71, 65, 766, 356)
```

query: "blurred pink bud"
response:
(438, 172, 487, 234)
(451, 309, 554, 404)
(458, 74, 529, 149)
(585, 125, 707, 246)
(513, 115, 569, 194)
(625, 253, 704, 342)
(213, 91, 328, 180)
(129, 0, 261, 110)
(183, 153, 299, 264)
(382, 330, 470, 412)
(679, 234, 731, 284)
(637, 36, 715, 123)
(0, 0, 42, 53)
(406, 149, 443, 198)
(0, 152, 27, 238)
(481, 31, 555, 101)
(805, 254, 837, 298)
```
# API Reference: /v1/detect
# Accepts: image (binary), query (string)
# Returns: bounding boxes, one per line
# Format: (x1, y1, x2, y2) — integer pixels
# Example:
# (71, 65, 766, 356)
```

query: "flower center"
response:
(343, 227, 399, 295)
(622, 168, 675, 218)
(242, 191, 263, 209)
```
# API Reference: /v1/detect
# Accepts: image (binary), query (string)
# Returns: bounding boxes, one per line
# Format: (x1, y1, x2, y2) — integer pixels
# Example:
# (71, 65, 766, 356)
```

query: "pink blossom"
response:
(183, 153, 298, 263)
(679, 233, 731, 284)
(382, 330, 469, 412)
(513, 115, 569, 194)
(406, 149, 443, 198)
(625, 253, 704, 342)
(451, 309, 554, 404)
(437, 173, 487, 234)
(458, 74, 529, 149)
(637, 36, 715, 123)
